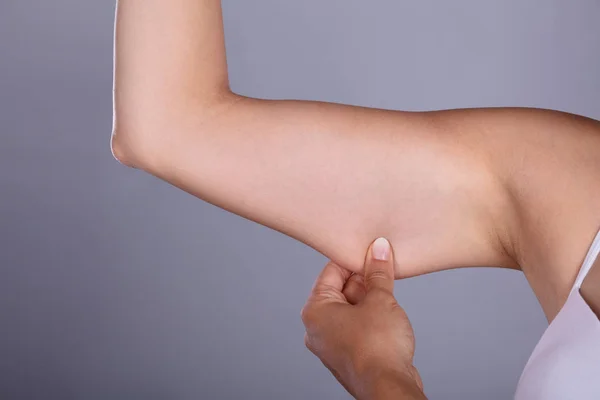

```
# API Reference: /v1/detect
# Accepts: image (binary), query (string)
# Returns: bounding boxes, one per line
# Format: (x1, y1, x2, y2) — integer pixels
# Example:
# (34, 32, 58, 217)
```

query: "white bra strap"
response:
(573, 227, 600, 290)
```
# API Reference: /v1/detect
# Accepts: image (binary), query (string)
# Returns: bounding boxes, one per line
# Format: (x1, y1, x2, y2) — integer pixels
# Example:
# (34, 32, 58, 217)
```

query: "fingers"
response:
(309, 261, 353, 301)
(363, 237, 395, 295)
(302, 261, 354, 331)
(342, 273, 366, 305)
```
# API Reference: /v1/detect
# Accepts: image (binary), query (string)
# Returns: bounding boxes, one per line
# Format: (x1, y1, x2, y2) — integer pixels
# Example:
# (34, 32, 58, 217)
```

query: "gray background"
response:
(2, 0, 599, 399)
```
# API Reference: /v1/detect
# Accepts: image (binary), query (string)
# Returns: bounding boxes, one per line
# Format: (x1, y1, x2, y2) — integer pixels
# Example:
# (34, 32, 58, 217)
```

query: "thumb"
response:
(364, 237, 395, 295)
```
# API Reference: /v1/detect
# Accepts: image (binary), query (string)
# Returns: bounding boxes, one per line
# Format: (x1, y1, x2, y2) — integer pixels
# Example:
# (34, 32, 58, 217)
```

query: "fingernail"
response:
(372, 237, 391, 261)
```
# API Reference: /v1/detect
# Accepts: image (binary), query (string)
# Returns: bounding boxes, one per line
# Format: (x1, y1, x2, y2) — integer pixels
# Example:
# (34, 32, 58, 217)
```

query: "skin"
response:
(302, 237, 427, 399)
(580, 258, 600, 319)
(111, 1, 600, 396)
(303, 242, 600, 400)
(111, 1, 600, 323)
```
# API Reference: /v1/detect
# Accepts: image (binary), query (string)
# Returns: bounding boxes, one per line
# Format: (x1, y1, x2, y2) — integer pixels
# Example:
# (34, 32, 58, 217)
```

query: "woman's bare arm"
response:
(111, 0, 515, 276)
(111, 0, 600, 320)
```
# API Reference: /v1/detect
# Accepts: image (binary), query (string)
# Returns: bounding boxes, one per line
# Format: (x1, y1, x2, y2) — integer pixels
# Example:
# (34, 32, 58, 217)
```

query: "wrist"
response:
(360, 366, 426, 400)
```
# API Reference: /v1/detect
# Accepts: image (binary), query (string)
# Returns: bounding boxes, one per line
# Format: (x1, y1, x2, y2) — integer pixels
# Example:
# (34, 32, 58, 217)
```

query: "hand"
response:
(301, 237, 426, 400)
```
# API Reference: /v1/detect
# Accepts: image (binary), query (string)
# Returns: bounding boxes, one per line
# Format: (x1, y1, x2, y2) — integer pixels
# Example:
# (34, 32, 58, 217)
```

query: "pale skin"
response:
(111, 0, 600, 395)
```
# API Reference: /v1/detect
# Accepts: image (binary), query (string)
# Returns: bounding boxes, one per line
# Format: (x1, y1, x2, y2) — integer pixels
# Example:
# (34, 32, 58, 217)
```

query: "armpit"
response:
(579, 257, 600, 320)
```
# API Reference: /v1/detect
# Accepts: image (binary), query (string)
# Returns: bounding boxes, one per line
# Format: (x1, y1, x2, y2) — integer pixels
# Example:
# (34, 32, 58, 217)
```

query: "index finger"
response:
(309, 261, 353, 300)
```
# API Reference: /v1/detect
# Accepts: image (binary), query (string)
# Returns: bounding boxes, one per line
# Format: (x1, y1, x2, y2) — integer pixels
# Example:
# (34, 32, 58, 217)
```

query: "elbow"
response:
(110, 95, 147, 168)
(110, 90, 241, 169)
(109, 113, 164, 170)
(110, 91, 173, 170)
(110, 128, 146, 169)
(110, 129, 135, 168)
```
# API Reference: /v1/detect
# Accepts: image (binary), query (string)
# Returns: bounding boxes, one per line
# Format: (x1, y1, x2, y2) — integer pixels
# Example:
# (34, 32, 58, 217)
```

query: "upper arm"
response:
(113, 88, 600, 320)
(119, 95, 516, 278)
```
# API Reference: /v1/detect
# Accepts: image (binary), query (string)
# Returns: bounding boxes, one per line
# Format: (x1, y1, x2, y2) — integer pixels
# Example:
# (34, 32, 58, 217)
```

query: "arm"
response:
(111, 1, 600, 319)
(112, 0, 514, 276)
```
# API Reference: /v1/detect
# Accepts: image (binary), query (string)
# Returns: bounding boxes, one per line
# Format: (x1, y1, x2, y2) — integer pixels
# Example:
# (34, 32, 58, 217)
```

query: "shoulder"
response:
(433, 107, 600, 320)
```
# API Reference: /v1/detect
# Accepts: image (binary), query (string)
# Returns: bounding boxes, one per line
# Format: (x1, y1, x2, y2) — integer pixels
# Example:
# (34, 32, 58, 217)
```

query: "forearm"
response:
(112, 0, 232, 164)
(114, 0, 228, 97)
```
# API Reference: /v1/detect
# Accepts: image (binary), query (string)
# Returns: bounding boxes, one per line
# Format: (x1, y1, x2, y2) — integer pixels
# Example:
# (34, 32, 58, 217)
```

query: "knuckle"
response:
(300, 305, 315, 326)
(304, 333, 316, 353)
(367, 288, 394, 303)
(312, 285, 343, 301)
(366, 269, 390, 283)
(300, 306, 309, 323)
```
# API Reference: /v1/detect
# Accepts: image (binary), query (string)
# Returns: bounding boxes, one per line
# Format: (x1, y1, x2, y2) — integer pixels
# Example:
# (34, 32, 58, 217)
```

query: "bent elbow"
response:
(109, 115, 164, 170)
(110, 90, 241, 170)
(110, 130, 139, 168)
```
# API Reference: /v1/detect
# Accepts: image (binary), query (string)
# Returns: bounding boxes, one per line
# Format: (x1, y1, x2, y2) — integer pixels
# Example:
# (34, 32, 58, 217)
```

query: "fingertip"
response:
(371, 237, 392, 261)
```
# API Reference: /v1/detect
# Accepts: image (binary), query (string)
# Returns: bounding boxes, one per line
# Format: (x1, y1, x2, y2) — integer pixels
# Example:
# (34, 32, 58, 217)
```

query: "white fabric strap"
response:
(573, 227, 600, 290)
